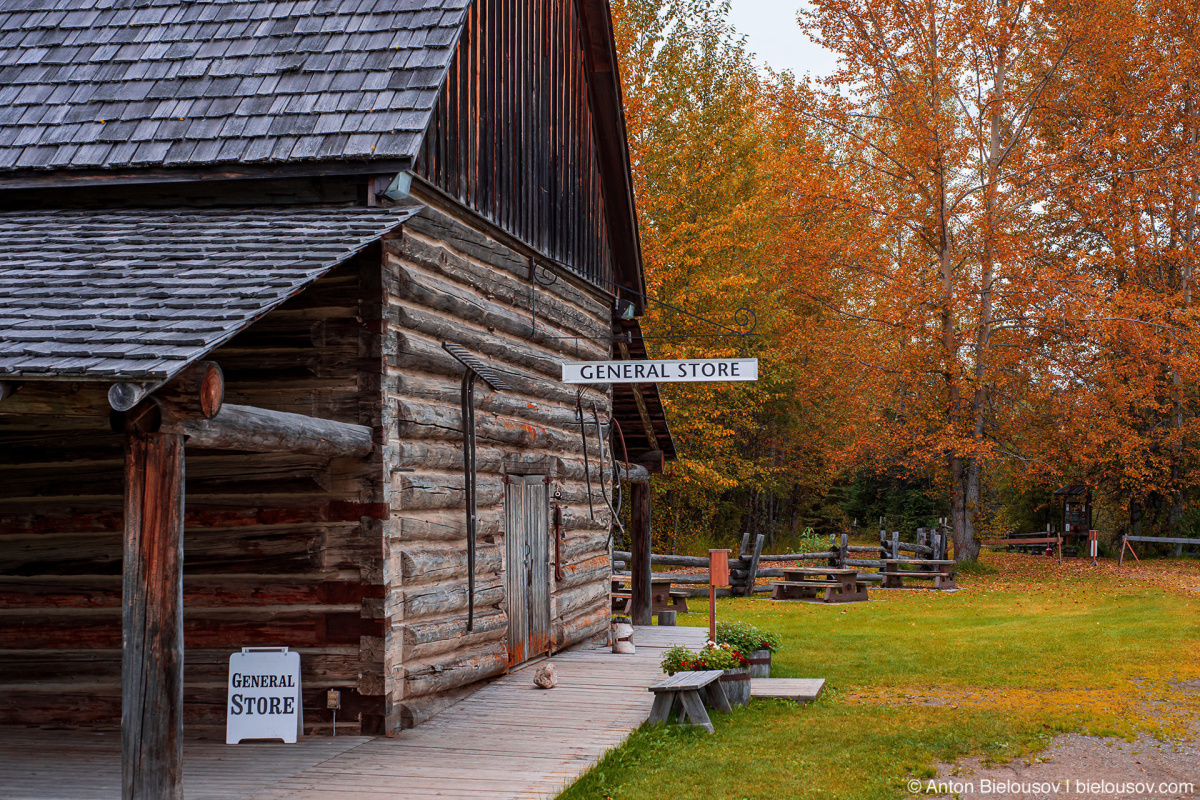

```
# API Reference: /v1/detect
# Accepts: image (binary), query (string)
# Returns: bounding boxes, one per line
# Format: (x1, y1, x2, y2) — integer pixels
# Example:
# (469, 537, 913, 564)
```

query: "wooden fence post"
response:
(839, 533, 848, 569)
(743, 534, 765, 597)
(630, 481, 653, 626)
(122, 430, 185, 800)
(892, 531, 900, 560)
(739, 531, 751, 559)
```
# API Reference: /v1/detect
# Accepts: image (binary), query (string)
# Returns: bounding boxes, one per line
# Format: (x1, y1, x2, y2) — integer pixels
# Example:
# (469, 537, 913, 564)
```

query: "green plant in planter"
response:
(660, 642, 749, 675)
(716, 620, 782, 653)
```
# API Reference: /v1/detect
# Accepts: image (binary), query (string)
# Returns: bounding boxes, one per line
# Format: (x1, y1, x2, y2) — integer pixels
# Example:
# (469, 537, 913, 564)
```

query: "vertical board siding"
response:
(382, 206, 614, 731)
(504, 481, 528, 667)
(526, 477, 551, 659)
(415, 0, 615, 288)
(0, 258, 386, 736)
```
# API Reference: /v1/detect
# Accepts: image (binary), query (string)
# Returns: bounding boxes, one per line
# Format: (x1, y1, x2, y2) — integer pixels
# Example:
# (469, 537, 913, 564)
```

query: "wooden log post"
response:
(122, 429, 185, 800)
(630, 480, 653, 626)
(839, 533, 849, 568)
(743, 534, 764, 597)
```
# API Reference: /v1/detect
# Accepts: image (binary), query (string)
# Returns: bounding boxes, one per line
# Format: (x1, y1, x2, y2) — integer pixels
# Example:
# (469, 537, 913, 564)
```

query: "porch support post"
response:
(122, 429, 185, 800)
(630, 480, 652, 626)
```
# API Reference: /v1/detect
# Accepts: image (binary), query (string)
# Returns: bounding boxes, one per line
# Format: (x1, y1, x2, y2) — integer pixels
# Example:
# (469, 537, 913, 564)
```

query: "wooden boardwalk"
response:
(0, 625, 708, 800)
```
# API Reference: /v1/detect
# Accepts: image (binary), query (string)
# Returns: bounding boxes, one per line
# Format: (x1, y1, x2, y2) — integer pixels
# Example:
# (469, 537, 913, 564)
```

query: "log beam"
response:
(163, 403, 372, 457)
(109, 382, 154, 413)
(0, 381, 112, 416)
(629, 480, 653, 626)
(153, 361, 224, 421)
(122, 430, 185, 800)
(0, 362, 223, 419)
(634, 450, 664, 474)
(616, 462, 651, 484)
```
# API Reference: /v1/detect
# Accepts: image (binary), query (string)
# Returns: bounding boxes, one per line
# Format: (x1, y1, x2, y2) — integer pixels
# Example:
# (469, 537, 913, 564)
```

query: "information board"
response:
(226, 647, 303, 744)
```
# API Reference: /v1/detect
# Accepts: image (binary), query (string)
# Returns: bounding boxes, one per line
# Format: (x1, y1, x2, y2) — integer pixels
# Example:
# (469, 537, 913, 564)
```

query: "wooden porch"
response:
(0, 626, 708, 800)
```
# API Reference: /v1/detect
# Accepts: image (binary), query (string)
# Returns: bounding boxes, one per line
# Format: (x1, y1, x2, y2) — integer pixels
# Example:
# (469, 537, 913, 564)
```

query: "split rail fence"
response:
(613, 527, 954, 598)
(1119, 534, 1200, 565)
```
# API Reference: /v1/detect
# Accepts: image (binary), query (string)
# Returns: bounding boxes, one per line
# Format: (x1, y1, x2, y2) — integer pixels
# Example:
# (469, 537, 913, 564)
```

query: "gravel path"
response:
(921, 731, 1200, 799)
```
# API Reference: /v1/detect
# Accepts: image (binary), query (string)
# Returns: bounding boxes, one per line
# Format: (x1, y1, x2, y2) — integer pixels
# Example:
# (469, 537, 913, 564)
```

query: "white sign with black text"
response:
(561, 358, 758, 384)
(226, 647, 303, 744)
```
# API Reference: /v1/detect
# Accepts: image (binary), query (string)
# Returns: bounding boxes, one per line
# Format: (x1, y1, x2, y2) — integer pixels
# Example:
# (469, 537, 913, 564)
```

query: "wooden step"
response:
(750, 678, 825, 702)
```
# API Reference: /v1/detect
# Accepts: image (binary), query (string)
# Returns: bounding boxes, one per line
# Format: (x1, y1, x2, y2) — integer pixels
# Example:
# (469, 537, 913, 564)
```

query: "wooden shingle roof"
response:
(0, 205, 418, 380)
(0, 0, 469, 173)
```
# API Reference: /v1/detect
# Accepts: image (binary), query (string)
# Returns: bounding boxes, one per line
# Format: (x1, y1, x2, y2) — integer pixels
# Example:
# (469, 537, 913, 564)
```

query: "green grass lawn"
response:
(558, 554, 1200, 800)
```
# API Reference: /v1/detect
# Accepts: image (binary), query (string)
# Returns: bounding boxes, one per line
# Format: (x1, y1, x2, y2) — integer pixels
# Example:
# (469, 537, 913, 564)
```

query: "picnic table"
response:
(771, 567, 868, 603)
(879, 559, 957, 589)
(611, 577, 690, 614)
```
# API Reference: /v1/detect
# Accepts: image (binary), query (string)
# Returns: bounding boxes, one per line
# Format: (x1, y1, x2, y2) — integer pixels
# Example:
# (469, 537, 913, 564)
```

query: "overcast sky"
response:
(725, 0, 839, 78)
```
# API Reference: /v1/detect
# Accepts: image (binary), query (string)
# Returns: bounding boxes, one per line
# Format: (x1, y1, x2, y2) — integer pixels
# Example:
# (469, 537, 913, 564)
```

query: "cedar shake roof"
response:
(0, 0, 469, 173)
(0, 205, 418, 380)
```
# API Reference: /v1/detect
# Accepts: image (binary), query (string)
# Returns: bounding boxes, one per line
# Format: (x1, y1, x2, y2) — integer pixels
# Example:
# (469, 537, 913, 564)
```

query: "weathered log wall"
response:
(382, 204, 615, 730)
(0, 255, 386, 735)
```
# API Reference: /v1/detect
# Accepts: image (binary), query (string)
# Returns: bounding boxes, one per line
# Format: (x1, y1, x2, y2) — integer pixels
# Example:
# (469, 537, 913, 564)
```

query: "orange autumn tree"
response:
(792, 0, 1081, 560)
(611, 0, 859, 549)
(1036, 0, 1200, 537)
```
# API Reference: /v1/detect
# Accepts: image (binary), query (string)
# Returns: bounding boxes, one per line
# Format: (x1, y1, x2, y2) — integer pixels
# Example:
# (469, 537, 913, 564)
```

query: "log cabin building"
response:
(0, 0, 675, 794)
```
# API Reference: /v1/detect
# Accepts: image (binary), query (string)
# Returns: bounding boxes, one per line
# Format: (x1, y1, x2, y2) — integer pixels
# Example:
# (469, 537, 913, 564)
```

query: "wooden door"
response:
(504, 475, 551, 666)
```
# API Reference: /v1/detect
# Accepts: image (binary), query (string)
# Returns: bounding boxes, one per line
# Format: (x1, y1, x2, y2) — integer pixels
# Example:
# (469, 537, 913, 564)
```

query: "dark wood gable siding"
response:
(415, 0, 615, 288)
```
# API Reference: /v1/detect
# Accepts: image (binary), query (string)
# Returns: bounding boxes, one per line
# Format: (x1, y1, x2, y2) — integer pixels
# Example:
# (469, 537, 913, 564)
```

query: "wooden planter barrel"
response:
(720, 667, 751, 706)
(746, 649, 771, 678)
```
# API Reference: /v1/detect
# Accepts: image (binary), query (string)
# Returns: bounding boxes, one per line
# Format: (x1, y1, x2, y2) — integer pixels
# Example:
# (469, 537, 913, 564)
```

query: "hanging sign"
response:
(226, 647, 304, 744)
(561, 358, 758, 384)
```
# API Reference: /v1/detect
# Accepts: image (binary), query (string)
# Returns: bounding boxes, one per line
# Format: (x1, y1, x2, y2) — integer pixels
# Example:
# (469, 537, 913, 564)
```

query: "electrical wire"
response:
(575, 391, 594, 519)
(591, 401, 624, 543)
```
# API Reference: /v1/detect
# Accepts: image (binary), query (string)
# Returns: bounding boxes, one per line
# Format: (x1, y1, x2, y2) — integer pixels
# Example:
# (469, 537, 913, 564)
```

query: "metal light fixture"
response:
(614, 297, 636, 320)
(382, 171, 413, 202)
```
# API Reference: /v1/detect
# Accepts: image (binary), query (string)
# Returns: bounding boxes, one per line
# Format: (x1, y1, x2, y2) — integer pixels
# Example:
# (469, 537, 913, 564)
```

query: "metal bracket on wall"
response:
(442, 343, 511, 631)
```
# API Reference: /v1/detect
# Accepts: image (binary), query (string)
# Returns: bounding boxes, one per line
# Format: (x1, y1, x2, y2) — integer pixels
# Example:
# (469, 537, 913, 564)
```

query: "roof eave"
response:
(0, 158, 414, 192)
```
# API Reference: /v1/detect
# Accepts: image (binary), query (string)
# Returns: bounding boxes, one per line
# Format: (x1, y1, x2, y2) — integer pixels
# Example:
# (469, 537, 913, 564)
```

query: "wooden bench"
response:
(667, 589, 690, 613)
(772, 568, 868, 603)
(611, 580, 690, 614)
(647, 670, 730, 733)
(880, 559, 956, 589)
(981, 535, 1062, 564)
